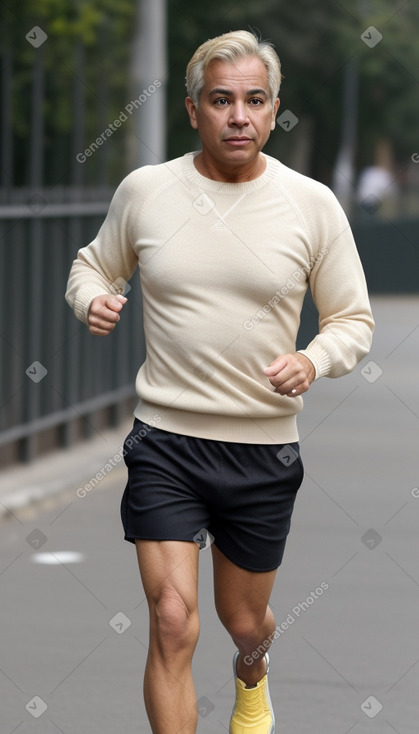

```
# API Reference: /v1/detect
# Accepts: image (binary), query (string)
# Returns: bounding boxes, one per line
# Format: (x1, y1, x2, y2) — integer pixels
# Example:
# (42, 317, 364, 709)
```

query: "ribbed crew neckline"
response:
(182, 151, 279, 193)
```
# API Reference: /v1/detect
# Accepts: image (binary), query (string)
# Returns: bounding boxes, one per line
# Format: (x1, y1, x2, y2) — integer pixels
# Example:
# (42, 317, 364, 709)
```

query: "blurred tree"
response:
(167, 0, 419, 184)
(1, 0, 418, 187)
(0, 0, 135, 186)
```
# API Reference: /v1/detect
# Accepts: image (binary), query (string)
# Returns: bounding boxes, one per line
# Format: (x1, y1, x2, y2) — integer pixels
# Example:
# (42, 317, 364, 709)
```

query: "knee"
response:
(222, 611, 273, 645)
(150, 587, 199, 652)
(224, 616, 260, 643)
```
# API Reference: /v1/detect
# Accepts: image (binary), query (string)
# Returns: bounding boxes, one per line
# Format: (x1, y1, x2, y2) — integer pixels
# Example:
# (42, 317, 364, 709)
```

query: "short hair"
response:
(185, 30, 282, 108)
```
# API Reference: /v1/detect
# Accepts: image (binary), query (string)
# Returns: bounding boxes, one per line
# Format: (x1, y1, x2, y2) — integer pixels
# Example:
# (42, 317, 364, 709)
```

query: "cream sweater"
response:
(65, 152, 374, 443)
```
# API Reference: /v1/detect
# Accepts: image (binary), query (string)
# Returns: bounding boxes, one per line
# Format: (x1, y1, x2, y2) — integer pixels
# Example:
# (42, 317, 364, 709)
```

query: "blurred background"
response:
(1, 5, 419, 733)
(1, 0, 418, 466)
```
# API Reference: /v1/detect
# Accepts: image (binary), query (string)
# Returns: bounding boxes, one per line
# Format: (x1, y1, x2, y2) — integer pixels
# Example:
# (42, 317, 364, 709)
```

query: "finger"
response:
(92, 298, 124, 322)
(106, 294, 127, 312)
(268, 367, 297, 390)
(277, 378, 309, 396)
(90, 296, 126, 322)
(89, 312, 119, 331)
(264, 357, 287, 376)
(270, 368, 308, 394)
(89, 324, 116, 336)
(276, 386, 299, 397)
(88, 313, 118, 331)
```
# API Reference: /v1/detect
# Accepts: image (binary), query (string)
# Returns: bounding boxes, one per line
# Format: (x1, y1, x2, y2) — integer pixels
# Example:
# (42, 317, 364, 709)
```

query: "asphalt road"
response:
(1, 295, 418, 734)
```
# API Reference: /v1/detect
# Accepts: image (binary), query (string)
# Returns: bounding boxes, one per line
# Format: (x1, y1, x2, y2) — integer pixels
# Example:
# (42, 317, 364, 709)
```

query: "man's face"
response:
(185, 55, 280, 177)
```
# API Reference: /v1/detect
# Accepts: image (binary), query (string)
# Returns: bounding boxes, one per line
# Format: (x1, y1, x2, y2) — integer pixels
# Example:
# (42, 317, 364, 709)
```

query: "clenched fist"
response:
(88, 294, 127, 335)
(264, 352, 316, 397)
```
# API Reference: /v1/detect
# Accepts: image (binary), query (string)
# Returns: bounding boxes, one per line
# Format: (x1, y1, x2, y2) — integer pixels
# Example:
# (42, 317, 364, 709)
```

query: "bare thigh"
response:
(135, 539, 200, 615)
(211, 544, 277, 630)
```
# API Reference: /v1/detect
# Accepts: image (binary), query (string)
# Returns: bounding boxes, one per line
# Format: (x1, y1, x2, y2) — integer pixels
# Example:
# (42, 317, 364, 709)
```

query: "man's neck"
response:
(193, 152, 266, 183)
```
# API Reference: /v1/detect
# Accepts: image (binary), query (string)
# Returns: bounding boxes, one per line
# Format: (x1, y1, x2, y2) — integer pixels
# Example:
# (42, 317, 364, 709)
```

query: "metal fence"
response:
(0, 14, 146, 465)
(0, 191, 144, 464)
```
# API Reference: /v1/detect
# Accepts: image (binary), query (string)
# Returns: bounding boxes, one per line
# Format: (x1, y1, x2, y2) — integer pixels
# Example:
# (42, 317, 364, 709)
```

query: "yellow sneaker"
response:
(229, 651, 275, 733)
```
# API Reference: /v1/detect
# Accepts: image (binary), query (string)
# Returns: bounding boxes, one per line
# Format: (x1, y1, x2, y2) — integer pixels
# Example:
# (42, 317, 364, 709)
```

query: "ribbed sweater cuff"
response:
(297, 343, 332, 380)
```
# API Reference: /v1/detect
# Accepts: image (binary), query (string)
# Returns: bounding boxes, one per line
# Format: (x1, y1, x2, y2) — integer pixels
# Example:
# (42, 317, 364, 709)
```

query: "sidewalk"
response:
(0, 417, 133, 518)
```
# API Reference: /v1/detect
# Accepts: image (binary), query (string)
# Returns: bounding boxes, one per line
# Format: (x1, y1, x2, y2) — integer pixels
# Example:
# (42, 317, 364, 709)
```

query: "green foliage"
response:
(1, 0, 418, 186)
(167, 0, 419, 177)
(1, 0, 136, 185)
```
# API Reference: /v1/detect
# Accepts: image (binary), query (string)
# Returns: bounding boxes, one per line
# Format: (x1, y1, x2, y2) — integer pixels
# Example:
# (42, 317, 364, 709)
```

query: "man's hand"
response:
(264, 353, 316, 397)
(88, 294, 127, 335)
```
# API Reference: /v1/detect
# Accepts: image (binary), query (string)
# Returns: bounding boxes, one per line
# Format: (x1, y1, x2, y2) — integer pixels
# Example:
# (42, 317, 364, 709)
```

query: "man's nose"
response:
(229, 103, 248, 126)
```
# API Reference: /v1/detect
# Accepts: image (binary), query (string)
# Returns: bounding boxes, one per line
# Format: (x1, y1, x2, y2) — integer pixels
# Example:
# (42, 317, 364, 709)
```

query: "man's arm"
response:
(299, 213, 374, 380)
(264, 187, 374, 392)
(65, 172, 139, 327)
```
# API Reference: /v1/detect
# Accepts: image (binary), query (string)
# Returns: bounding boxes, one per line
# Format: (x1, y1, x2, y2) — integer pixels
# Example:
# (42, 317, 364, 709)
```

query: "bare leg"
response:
(135, 540, 200, 734)
(211, 545, 277, 686)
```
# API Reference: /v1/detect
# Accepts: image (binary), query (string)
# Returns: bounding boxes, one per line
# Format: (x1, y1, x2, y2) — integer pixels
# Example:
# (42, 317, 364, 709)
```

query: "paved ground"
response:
(0, 295, 418, 734)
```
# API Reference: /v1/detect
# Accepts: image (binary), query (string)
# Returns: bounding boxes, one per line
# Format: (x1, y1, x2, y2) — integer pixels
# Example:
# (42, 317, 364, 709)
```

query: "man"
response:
(66, 30, 374, 734)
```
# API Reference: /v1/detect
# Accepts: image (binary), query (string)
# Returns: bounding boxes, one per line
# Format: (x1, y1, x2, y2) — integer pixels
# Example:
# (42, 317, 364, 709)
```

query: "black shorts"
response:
(120, 418, 304, 572)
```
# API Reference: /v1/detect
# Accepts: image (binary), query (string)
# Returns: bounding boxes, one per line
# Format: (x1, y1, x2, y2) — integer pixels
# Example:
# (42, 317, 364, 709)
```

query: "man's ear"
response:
(185, 97, 199, 130)
(271, 98, 280, 130)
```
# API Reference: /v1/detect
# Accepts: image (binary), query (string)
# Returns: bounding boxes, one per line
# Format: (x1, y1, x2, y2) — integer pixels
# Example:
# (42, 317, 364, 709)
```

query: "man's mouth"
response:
(224, 137, 252, 145)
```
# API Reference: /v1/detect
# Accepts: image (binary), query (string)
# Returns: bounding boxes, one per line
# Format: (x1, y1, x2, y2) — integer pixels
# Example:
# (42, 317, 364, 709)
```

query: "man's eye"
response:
(215, 98, 229, 105)
(249, 98, 263, 105)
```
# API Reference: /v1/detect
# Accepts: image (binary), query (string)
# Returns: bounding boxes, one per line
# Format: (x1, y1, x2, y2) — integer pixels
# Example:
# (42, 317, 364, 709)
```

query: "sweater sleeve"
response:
(65, 171, 140, 325)
(297, 188, 374, 379)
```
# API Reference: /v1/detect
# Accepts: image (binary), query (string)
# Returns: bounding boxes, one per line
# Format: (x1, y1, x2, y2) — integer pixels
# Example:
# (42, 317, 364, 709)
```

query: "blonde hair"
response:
(186, 30, 282, 107)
